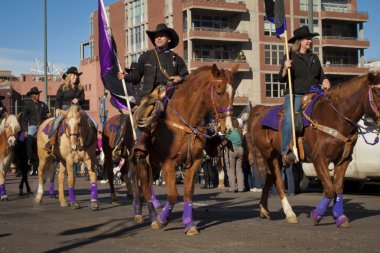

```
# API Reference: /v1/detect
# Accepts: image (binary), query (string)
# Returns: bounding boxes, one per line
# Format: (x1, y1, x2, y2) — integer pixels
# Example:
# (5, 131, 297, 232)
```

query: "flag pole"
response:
(100, 0, 137, 141)
(283, 31, 299, 162)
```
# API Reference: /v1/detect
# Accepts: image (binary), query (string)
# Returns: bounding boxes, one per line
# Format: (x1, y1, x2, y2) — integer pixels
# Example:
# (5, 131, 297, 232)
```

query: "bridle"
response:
(209, 78, 234, 123)
(367, 84, 380, 125)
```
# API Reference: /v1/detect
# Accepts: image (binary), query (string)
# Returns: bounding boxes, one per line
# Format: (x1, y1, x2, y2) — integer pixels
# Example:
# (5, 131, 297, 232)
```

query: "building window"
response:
(321, 0, 350, 12)
(128, 0, 145, 26)
(264, 44, 285, 65)
(89, 14, 94, 35)
(192, 15, 229, 30)
(264, 21, 276, 36)
(300, 19, 319, 34)
(193, 44, 231, 60)
(265, 73, 286, 98)
(300, 0, 319, 11)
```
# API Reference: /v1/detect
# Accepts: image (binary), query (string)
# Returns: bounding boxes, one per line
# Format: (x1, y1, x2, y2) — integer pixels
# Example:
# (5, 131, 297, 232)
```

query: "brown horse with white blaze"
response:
(246, 71, 380, 227)
(35, 105, 99, 210)
(131, 64, 238, 235)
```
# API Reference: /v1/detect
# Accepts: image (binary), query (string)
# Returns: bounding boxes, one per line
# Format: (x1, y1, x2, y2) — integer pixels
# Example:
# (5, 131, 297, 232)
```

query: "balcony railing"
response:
(322, 36, 368, 41)
(324, 63, 364, 68)
(321, 3, 368, 16)
(189, 27, 247, 34)
(183, 0, 246, 4)
(191, 57, 246, 63)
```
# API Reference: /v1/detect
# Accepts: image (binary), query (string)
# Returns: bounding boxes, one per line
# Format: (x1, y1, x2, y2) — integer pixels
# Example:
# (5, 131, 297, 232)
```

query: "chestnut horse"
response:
(131, 64, 237, 235)
(35, 105, 99, 210)
(0, 113, 21, 200)
(246, 71, 380, 227)
(101, 114, 134, 203)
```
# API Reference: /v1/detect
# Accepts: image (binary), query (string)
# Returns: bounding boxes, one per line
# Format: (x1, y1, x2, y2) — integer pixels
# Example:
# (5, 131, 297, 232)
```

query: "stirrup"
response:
(282, 152, 297, 165)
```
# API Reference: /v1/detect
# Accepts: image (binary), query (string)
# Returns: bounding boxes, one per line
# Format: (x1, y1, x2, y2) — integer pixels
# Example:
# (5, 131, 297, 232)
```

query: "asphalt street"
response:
(1, 175, 380, 253)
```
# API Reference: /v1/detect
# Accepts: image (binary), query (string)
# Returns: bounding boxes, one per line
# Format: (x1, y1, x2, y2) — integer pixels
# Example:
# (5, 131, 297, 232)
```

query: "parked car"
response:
(296, 118, 380, 191)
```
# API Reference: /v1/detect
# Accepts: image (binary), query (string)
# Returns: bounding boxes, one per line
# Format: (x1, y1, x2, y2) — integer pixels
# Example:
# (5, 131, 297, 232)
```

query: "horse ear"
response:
(211, 64, 221, 78)
(368, 71, 380, 84)
(230, 64, 239, 75)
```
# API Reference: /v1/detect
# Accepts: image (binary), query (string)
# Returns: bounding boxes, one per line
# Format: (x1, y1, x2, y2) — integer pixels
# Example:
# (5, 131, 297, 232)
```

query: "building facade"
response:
(78, 0, 369, 124)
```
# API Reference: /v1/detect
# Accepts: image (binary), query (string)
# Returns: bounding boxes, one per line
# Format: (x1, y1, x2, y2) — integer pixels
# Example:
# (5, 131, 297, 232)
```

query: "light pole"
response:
(44, 0, 48, 103)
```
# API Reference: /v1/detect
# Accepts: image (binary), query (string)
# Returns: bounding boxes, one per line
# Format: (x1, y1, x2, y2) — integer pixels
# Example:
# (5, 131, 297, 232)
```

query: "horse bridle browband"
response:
(210, 79, 233, 122)
(368, 84, 380, 124)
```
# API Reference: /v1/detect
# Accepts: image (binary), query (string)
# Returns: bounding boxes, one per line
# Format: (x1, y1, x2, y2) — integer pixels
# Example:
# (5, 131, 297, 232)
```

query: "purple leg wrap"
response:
(151, 186, 161, 208)
(335, 215, 349, 227)
(49, 182, 55, 195)
(333, 194, 344, 218)
(133, 198, 142, 216)
(147, 202, 158, 222)
(158, 202, 174, 224)
(90, 183, 98, 200)
(0, 184, 6, 196)
(69, 187, 75, 202)
(316, 197, 332, 216)
(182, 201, 194, 231)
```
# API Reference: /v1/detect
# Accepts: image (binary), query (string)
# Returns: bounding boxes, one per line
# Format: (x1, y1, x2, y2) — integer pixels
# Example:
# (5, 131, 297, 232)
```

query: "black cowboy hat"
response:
(146, 23, 179, 49)
(288, 26, 319, 44)
(26, 87, 42, 96)
(62, 66, 83, 80)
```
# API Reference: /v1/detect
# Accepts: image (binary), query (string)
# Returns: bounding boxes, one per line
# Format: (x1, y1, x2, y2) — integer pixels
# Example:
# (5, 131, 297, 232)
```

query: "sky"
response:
(0, 1, 379, 76)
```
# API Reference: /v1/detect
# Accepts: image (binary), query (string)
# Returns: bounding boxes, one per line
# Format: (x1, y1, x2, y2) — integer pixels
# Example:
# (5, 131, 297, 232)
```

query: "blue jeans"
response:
(281, 165, 295, 195)
(281, 94, 303, 154)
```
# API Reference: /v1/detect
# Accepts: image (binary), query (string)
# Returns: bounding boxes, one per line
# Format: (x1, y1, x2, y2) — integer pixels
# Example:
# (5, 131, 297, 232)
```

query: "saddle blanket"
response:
(260, 93, 323, 131)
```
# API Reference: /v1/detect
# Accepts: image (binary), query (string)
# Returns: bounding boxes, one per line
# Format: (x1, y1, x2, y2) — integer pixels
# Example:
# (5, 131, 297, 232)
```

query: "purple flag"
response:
(98, 0, 124, 95)
(264, 0, 286, 36)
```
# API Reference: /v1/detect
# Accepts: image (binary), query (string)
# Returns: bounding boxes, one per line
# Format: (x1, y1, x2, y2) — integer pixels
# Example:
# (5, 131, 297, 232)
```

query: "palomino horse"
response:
(246, 71, 380, 227)
(35, 105, 99, 210)
(132, 64, 238, 235)
(0, 113, 21, 200)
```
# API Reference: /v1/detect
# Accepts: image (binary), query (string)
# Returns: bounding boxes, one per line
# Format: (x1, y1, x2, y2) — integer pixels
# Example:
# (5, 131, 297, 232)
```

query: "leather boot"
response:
(282, 152, 297, 165)
(112, 114, 127, 162)
(133, 130, 149, 157)
(44, 135, 56, 154)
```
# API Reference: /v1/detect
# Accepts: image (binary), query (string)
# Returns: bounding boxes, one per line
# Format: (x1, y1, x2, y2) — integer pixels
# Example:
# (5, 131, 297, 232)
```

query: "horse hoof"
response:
(69, 201, 80, 209)
(1, 196, 9, 202)
(60, 202, 67, 207)
(185, 226, 200, 236)
(286, 216, 298, 224)
(260, 211, 271, 220)
(90, 200, 99, 211)
(50, 194, 57, 199)
(335, 215, 351, 228)
(310, 209, 324, 225)
(112, 200, 120, 205)
(151, 220, 166, 230)
(134, 215, 144, 224)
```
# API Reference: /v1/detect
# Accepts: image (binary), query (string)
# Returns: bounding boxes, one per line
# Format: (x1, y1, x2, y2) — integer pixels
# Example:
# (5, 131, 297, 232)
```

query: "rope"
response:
(133, 99, 164, 128)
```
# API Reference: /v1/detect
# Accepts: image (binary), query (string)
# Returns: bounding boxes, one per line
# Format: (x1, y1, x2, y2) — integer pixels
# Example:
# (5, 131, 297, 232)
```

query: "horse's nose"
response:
(8, 137, 16, 147)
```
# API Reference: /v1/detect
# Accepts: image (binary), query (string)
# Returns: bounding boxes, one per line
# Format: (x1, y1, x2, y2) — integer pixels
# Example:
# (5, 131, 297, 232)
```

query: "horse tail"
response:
(249, 144, 269, 181)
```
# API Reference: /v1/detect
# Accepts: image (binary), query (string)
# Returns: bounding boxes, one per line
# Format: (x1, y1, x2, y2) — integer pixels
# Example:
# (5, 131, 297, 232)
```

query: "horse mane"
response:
(0, 114, 21, 133)
(325, 74, 369, 102)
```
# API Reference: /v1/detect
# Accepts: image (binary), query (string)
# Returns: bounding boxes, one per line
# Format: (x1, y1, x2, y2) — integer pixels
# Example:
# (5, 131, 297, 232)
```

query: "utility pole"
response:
(308, 0, 313, 32)
(44, 0, 48, 103)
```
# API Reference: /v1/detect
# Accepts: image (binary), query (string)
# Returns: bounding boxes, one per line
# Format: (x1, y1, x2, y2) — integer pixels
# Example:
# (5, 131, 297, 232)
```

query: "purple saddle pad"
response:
(260, 94, 322, 131)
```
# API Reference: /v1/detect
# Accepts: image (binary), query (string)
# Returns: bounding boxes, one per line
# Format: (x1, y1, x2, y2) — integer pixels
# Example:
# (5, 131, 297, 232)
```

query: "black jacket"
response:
(125, 49, 188, 97)
(279, 51, 325, 95)
(55, 84, 85, 109)
(23, 100, 50, 127)
(0, 101, 7, 118)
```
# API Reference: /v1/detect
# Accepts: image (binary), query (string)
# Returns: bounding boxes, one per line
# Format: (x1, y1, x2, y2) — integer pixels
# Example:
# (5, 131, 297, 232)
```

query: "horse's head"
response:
(365, 71, 380, 126)
(208, 64, 238, 133)
(0, 114, 21, 147)
(65, 105, 83, 151)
